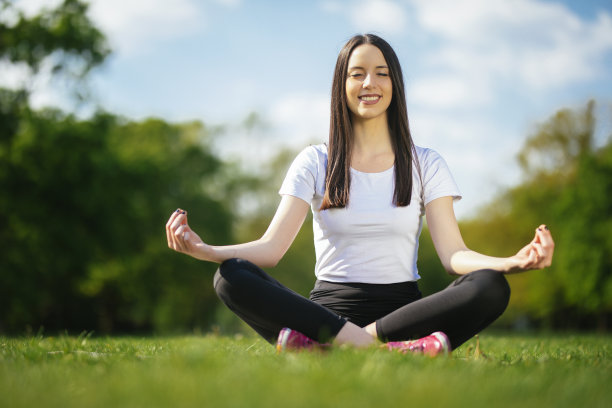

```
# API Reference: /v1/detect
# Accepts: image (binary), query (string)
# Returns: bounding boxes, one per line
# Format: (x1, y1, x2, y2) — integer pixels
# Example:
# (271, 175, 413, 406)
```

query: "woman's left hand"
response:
(506, 225, 555, 273)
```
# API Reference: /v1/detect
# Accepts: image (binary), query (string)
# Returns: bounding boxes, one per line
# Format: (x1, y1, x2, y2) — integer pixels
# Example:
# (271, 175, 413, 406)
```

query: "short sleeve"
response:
(419, 148, 462, 205)
(278, 146, 319, 204)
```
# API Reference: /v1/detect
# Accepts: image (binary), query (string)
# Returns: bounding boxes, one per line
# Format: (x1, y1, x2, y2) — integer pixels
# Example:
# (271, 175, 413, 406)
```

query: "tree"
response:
(462, 101, 612, 330)
(0, 0, 109, 84)
(0, 0, 110, 333)
(0, 106, 241, 333)
(0, 1, 241, 334)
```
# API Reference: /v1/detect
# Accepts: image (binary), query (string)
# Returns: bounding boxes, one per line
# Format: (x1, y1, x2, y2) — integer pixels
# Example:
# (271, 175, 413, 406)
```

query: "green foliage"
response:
(465, 101, 612, 329)
(517, 100, 595, 176)
(526, 138, 612, 325)
(0, 0, 238, 335)
(0, 0, 109, 76)
(1, 334, 610, 408)
(0, 108, 235, 333)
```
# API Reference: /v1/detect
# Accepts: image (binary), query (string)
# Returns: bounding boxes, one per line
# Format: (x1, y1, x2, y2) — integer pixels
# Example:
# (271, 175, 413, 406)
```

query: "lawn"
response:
(1, 331, 610, 408)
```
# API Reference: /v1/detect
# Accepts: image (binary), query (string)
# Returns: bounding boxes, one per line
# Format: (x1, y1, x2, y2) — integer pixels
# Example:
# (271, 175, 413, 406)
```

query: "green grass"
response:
(1, 332, 610, 408)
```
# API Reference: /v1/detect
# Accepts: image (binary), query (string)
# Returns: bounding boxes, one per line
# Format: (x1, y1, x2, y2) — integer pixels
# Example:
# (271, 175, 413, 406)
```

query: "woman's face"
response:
(345, 44, 393, 122)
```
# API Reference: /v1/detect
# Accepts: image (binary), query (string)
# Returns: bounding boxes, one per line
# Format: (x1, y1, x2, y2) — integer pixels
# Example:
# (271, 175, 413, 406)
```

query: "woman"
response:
(165, 34, 554, 355)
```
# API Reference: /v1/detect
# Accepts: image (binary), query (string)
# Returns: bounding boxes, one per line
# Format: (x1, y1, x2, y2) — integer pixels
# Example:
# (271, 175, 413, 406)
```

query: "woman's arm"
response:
(166, 195, 310, 267)
(425, 196, 554, 275)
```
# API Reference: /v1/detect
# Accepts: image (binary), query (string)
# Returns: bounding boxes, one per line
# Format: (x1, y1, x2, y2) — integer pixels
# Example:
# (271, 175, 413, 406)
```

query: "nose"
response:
(363, 73, 373, 88)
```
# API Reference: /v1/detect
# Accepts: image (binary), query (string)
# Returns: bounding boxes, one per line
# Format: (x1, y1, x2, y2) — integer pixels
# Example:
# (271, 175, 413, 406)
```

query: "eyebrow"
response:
(348, 65, 389, 70)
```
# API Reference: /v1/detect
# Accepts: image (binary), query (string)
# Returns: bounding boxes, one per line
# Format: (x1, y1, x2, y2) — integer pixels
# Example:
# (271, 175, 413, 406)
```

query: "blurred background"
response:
(1, 0, 611, 335)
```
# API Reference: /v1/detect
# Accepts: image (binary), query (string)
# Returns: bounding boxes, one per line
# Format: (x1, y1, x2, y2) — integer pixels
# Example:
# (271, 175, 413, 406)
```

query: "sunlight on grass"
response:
(1, 332, 610, 408)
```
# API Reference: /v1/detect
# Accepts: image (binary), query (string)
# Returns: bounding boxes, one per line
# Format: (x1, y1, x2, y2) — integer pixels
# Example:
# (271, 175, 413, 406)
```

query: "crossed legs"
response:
(213, 258, 510, 350)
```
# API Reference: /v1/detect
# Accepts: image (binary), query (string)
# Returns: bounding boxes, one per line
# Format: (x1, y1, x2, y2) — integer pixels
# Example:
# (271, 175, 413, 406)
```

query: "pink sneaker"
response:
(276, 328, 330, 353)
(384, 331, 451, 357)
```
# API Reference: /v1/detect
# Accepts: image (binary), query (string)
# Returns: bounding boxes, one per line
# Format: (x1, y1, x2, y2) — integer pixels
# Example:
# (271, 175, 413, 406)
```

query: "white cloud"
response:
(212, 93, 330, 172)
(409, 0, 612, 90)
(321, 0, 612, 114)
(268, 93, 330, 147)
(350, 0, 407, 34)
(409, 75, 490, 109)
(322, 0, 408, 35)
(9, 0, 204, 56)
(409, 109, 521, 218)
(410, 0, 577, 43)
(87, 0, 205, 56)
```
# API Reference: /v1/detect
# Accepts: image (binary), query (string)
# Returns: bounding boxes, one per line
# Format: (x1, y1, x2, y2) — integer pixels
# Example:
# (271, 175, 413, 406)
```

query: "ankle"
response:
(333, 322, 378, 348)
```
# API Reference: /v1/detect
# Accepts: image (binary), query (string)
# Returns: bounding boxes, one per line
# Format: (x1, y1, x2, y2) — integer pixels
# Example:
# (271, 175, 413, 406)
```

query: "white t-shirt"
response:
(279, 144, 461, 284)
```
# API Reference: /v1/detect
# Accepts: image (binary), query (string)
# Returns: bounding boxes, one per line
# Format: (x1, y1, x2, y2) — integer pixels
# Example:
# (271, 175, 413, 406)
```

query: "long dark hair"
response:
(320, 33, 419, 210)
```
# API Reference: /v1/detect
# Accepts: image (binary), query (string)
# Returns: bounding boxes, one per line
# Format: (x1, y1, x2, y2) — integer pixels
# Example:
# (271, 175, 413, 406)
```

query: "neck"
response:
(349, 114, 395, 172)
(351, 114, 392, 154)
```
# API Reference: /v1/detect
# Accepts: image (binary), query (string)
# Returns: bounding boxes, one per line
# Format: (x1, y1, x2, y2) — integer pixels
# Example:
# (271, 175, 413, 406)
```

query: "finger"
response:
(170, 211, 188, 249)
(171, 212, 188, 234)
(182, 224, 193, 243)
(173, 224, 189, 252)
(536, 225, 555, 249)
(168, 214, 181, 249)
(520, 245, 540, 268)
(528, 248, 541, 269)
(535, 231, 554, 268)
(166, 208, 182, 228)
(532, 242, 545, 259)
(531, 241, 555, 269)
(166, 209, 182, 248)
(527, 246, 538, 266)
(172, 226, 183, 252)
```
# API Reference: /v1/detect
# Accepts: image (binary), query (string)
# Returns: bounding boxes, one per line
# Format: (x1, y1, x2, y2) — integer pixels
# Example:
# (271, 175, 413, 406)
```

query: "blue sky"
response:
(4, 0, 612, 219)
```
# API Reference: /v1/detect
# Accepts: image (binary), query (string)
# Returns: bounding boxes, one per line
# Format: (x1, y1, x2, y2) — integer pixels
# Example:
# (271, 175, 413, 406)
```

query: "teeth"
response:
(360, 96, 379, 101)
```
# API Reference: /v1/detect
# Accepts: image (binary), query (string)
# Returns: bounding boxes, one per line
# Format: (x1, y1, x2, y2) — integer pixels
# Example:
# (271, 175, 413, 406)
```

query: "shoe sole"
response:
(276, 328, 291, 353)
(431, 331, 451, 355)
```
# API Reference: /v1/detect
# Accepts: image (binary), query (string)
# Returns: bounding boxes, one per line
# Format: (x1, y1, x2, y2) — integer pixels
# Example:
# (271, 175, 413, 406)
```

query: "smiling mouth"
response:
(359, 95, 380, 102)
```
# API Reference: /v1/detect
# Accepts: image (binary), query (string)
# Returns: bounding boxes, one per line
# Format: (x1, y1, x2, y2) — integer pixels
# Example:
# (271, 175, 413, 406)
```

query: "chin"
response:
(356, 110, 386, 120)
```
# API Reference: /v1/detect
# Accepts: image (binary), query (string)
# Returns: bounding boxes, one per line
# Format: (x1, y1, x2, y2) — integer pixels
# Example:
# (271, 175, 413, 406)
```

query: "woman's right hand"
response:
(165, 209, 213, 261)
(165, 196, 310, 267)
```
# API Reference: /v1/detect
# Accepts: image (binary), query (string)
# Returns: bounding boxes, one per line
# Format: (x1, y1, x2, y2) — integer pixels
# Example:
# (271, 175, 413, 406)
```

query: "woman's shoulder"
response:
(302, 143, 328, 157)
(286, 143, 328, 177)
(294, 143, 328, 166)
(414, 144, 444, 166)
(413, 144, 461, 201)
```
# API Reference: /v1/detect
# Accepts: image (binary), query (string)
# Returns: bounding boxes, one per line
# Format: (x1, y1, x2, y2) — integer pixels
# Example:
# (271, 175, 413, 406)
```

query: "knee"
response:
(213, 258, 244, 298)
(213, 258, 264, 299)
(471, 269, 511, 314)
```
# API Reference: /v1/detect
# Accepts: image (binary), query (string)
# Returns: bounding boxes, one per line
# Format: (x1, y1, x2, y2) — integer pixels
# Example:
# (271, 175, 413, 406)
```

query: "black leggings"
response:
(213, 258, 510, 350)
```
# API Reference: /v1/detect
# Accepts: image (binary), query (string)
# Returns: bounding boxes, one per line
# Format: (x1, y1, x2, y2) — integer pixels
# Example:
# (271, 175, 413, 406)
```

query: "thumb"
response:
(183, 224, 192, 241)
